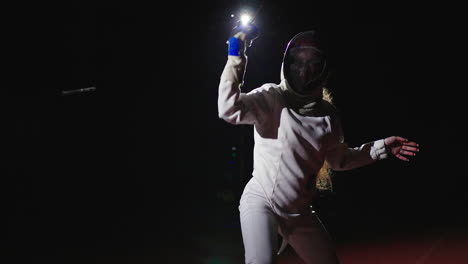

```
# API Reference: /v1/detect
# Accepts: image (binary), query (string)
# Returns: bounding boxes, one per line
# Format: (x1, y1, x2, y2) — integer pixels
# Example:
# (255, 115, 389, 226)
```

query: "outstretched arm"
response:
(326, 136, 420, 171)
(384, 136, 419, 162)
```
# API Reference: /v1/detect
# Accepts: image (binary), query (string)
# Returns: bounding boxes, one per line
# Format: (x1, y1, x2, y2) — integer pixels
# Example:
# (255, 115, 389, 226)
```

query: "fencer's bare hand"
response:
(231, 22, 259, 44)
(234, 31, 247, 41)
(384, 136, 419, 162)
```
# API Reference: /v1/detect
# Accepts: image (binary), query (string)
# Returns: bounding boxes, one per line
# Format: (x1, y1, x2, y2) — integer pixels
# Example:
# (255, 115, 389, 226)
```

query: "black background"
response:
(2, 1, 466, 263)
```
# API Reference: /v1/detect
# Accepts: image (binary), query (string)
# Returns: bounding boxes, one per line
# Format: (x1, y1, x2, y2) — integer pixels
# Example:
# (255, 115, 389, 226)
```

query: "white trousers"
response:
(239, 177, 340, 264)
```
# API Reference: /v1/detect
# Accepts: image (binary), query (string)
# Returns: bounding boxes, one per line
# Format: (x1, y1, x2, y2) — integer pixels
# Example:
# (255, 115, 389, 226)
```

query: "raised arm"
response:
(217, 22, 261, 125)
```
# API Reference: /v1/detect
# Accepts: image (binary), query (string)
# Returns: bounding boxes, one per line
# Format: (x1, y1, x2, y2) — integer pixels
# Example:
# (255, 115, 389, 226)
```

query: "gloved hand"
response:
(227, 21, 259, 56)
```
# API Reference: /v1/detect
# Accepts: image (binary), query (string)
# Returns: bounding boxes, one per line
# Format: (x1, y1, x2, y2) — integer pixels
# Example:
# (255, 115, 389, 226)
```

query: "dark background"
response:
(2, 1, 465, 263)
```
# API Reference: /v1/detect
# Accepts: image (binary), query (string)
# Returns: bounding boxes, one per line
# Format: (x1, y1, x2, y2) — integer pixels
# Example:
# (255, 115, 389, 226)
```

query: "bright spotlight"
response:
(240, 14, 251, 26)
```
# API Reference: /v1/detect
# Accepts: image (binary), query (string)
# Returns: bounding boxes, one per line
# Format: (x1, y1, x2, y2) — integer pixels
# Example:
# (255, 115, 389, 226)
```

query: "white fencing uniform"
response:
(218, 36, 388, 263)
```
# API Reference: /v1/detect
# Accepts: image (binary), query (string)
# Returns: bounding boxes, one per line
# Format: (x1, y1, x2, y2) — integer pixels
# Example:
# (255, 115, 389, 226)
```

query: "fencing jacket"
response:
(218, 54, 388, 217)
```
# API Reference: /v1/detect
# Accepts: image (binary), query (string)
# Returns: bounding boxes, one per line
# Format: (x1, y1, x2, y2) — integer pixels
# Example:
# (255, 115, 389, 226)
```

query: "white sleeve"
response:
(325, 116, 388, 171)
(218, 55, 270, 125)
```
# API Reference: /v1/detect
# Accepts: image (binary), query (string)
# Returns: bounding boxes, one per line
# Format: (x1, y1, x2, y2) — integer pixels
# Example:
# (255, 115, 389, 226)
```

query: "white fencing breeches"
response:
(239, 177, 340, 264)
